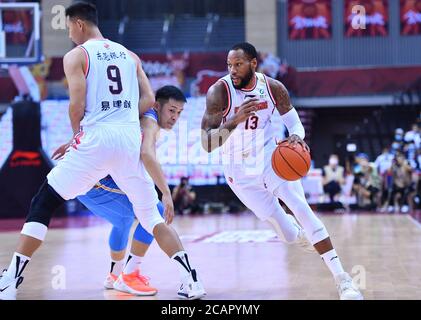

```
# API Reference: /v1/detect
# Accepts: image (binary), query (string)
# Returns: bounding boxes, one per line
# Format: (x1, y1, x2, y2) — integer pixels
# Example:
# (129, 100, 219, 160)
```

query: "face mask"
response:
(392, 143, 400, 150)
(395, 135, 403, 141)
(329, 158, 338, 166)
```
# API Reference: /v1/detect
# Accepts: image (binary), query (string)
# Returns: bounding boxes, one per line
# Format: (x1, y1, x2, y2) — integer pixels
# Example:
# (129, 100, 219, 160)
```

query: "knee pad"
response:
(133, 201, 165, 244)
(109, 225, 131, 252)
(22, 180, 65, 241)
(26, 180, 65, 227)
(309, 225, 329, 245)
(134, 204, 165, 235)
(133, 223, 154, 245)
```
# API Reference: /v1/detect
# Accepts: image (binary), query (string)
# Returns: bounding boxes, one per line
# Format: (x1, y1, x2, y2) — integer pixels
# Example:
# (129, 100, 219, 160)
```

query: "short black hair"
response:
(156, 85, 187, 105)
(230, 42, 258, 60)
(65, 2, 98, 26)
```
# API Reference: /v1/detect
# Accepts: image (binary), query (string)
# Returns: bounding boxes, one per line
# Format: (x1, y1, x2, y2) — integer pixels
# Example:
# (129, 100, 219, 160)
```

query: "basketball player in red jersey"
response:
(201, 42, 363, 300)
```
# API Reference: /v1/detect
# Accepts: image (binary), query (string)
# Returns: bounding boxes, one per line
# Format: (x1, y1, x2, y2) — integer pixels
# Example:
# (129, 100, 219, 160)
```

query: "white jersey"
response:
(220, 72, 277, 157)
(78, 39, 139, 127)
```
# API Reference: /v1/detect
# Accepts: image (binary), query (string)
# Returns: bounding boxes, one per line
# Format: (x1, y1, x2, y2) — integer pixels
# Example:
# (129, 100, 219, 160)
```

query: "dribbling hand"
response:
(285, 134, 310, 152)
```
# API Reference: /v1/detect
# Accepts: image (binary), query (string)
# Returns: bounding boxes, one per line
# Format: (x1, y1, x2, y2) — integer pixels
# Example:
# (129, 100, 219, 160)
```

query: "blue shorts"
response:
(78, 176, 164, 251)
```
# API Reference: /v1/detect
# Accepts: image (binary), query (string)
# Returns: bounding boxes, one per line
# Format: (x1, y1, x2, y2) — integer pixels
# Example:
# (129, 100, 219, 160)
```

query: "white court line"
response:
(406, 214, 421, 229)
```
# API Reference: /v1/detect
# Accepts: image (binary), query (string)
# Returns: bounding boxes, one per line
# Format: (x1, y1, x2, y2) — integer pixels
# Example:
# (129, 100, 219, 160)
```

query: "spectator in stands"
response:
(404, 123, 420, 149)
(408, 169, 420, 212)
(392, 128, 405, 153)
(388, 153, 413, 213)
(322, 154, 345, 204)
(374, 147, 394, 176)
(352, 153, 381, 211)
(375, 146, 394, 212)
(172, 177, 197, 215)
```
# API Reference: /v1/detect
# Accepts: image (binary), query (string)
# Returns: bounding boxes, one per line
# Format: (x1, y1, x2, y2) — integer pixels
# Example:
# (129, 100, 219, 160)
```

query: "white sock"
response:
(5, 252, 31, 279)
(321, 249, 345, 277)
(110, 259, 124, 276)
(171, 251, 192, 281)
(123, 254, 143, 274)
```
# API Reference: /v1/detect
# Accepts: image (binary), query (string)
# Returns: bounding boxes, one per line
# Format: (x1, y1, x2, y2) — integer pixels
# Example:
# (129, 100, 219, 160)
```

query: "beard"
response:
(232, 68, 254, 89)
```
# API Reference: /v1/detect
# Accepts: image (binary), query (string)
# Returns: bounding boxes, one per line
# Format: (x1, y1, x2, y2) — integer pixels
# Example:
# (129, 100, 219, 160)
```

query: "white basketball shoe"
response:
(177, 269, 206, 300)
(335, 272, 364, 300)
(0, 270, 24, 300)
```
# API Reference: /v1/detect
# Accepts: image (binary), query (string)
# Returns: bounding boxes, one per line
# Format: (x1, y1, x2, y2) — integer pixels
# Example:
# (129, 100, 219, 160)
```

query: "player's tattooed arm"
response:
(268, 77, 308, 150)
(201, 81, 242, 152)
(267, 77, 293, 115)
(63, 48, 87, 135)
(129, 50, 155, 116)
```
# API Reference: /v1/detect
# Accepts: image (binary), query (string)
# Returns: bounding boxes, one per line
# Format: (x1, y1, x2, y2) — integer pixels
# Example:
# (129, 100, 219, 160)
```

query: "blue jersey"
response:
(143, 108, 159, 123)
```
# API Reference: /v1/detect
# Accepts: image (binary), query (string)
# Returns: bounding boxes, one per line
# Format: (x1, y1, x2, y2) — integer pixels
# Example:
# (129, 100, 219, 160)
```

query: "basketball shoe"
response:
(335, 272, 364, 300)
(177, 269, 206, 300)
(0, 270, 23, 300)
(113, 270, 157, 296)
(103, 273, 118, 289)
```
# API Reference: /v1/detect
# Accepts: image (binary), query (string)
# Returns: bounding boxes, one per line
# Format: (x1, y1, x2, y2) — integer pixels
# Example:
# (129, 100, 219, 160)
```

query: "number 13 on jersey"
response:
(234, 106, 259, 130)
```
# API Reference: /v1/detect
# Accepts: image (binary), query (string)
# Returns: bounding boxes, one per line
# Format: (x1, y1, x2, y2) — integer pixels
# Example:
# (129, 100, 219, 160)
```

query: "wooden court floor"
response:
(1, 212, 421, 300)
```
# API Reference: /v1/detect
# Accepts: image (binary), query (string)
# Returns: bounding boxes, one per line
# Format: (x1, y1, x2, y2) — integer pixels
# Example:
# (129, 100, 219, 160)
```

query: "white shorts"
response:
(47, 124, 158, 210)
(223, 142, 307, 220)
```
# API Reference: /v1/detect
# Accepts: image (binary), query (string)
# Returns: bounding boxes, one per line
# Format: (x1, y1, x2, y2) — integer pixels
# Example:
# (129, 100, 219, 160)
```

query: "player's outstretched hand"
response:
(52, 142, 71, 160)
(286, 134, 310, 152)
(162, 193, 175, 225)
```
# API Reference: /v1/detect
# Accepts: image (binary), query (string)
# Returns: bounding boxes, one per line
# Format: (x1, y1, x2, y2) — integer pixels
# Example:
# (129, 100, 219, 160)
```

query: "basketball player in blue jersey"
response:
(51, 86, 187, 296)
(0, 2, 205, 300)
(201, 42, 363, 300)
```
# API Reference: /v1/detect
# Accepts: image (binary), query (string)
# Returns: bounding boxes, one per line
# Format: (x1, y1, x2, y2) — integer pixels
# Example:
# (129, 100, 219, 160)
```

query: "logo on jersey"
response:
(234, 101, 268, 113)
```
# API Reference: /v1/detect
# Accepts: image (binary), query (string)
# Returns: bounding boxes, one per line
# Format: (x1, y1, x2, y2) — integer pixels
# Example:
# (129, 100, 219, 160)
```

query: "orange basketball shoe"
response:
(113, 270, 157, 296)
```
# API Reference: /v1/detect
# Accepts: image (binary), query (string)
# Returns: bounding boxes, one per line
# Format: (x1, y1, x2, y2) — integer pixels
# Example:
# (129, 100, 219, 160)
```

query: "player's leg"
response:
(77, 178, 161, 295)
(224, 161, 312, 247)
(111, 166, 205, 300)
(113, 202, 165, 296)
(77, 185, 133, 289)
(0, 129, 111, 300)
(273, 180, 363, 300)
(123, 202, 164, 274)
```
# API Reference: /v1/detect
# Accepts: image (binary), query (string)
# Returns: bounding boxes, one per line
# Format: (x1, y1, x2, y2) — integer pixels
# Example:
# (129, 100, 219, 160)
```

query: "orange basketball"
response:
(271, 140, 311, 181)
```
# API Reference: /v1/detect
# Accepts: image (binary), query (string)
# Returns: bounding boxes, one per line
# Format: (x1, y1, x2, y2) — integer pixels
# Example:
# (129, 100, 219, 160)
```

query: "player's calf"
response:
(0, 180, 65, 300)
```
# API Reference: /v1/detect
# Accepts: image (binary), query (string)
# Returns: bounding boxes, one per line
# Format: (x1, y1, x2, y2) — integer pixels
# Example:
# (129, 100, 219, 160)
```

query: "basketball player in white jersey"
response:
(201, 43, 363, 300)
(0, 2, 205, 300)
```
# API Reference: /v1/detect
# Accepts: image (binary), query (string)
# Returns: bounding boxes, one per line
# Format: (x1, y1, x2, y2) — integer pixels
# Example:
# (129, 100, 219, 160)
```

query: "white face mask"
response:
(329, 158, 338, 166)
